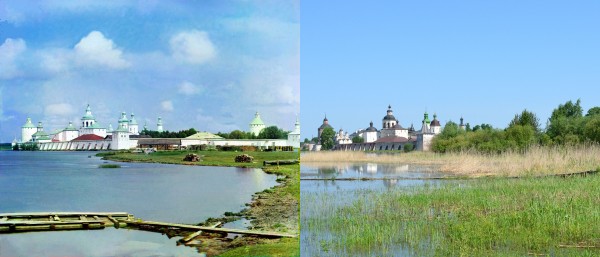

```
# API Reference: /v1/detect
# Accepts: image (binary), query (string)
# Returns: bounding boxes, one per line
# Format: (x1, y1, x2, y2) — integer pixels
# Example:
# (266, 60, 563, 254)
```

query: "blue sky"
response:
(301, 1, 600, 140)
(0, 1, 299, 142)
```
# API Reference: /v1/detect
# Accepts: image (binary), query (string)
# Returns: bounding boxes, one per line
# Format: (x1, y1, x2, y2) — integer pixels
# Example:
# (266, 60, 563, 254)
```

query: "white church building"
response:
(309, 105, 444, 151)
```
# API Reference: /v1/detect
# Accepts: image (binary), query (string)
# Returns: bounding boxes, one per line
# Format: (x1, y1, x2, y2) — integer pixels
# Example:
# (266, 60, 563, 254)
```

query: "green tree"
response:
(505, 125, 535, 150)
(586, 107, 600, 117)
(547, 99, 585, 144)
(509, 109, 540, 133)
(320, 127, 336, 150)
(228, 130, 246, 139)
(257, 126, 288, 139)
(352, 136, 364, 143)
(583, 116, 600, 143)
(550, 99, 583, 120)
(403, 143, 414, 152)
(439, 121, 460, 139)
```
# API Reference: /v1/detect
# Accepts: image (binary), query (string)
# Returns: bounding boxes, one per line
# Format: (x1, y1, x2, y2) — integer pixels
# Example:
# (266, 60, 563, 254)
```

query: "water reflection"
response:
(301, 163, 446, 190)
(0, 229, 200, 257)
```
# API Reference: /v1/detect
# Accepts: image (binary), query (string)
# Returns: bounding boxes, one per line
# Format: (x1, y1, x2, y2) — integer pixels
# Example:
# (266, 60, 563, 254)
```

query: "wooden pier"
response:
(123, 219, 297, 238)
(0, 212, 296, 239)
(0, 212, 131, 232)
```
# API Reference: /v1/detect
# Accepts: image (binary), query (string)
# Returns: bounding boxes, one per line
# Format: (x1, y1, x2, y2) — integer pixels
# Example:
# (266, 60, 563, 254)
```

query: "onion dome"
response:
(430, 113, 441, 127)
(365, 121, 378, 132)
(129, 113, 138, 125)
(382, 105, 396, 121)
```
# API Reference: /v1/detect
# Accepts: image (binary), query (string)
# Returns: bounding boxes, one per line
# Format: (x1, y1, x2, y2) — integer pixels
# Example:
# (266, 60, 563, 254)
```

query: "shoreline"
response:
(98, 150, 299, 256)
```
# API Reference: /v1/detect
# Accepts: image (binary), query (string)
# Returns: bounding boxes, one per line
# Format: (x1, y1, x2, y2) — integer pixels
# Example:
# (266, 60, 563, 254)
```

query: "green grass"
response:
(97, 150, 296, 168)
(304, 174, 600, 256)
(98, 164, 121, 168)
(218, 238, 299, 257)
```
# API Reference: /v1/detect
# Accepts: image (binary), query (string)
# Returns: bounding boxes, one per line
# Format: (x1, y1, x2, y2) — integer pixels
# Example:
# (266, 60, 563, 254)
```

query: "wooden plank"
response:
(123, 220, 296, 238)
(263, 160, 299, 166)
(0, 212, 130, 218)
(181, 222, 222, 243)
(181, 230, 204, 243)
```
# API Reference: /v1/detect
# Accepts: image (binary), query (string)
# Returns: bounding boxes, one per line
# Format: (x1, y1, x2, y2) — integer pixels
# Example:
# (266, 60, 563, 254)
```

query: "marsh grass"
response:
(302, 145, 600, 177)
(98, 164, 121, 168)
(303, 175, 600, 256)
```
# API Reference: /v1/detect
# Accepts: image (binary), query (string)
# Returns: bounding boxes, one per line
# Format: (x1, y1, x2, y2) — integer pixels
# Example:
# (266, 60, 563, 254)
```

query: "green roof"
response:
(32, 131, 48, 137)
(22, 118, 35, 128)
(82, 104, 95, 120)
(129, 113, 138, 125)
(64, 122, 78, 131)
(88, 123, 105, 129)
(250, 112, 265, 125)
(37, 135, 51, 140)
(114, 123, 129, 132)
(185, 132, 224, 140)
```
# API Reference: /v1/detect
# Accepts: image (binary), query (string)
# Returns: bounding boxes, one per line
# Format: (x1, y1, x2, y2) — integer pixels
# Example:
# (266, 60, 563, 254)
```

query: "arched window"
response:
(385, 146, 388, 150)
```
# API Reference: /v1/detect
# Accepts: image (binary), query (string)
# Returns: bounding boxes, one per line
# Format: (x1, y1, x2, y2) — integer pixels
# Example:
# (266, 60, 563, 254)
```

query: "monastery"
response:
(17, 105, 300, 151)
(306, 105, 464, 151)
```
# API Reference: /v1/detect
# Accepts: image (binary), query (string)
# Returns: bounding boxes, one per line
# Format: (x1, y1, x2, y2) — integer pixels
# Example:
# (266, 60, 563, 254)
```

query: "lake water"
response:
(300, 163, 445, 257)
(0, 151, 278, 256)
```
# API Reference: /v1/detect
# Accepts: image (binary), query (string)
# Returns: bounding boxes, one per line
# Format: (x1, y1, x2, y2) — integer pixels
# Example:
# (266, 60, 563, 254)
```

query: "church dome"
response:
(365, 121, 377, 132)
(250, 112, 265, 125)
(430, 114, 441, 127)
(382, 105, 396, 121)
(81, 104, 95, 120)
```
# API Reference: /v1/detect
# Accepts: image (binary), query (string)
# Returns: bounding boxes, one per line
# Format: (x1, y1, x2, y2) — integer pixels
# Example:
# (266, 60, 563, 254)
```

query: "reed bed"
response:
(302, 176, 600, 256)
(302, 145, 600, 177)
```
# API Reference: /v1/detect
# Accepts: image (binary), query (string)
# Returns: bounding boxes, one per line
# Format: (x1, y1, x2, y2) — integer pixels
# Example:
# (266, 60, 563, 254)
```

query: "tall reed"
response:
(301, 144, 600, 177)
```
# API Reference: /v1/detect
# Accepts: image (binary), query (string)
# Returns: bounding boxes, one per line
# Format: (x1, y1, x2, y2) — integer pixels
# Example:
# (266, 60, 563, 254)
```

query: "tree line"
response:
(216, 126, 289, 140)
(432, 99, 600, 154)
(141, 126, 289, 140)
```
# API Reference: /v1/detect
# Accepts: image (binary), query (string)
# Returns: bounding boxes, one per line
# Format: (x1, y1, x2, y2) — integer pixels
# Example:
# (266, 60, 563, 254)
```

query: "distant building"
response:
(249, 112, 266, 136)
(313, 105, 446, 152)
(157, 117, 164, 132)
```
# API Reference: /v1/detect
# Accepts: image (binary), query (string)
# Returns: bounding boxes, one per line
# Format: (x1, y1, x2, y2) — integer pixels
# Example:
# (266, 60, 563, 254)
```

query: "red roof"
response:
(374, 136, 411, 143)
(72, 134, 105, 141)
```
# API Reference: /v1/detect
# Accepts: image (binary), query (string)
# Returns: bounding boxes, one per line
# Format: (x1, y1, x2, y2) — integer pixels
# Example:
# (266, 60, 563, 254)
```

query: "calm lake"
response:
(300, 163, 445, 257)
(0, 151, 278, 256)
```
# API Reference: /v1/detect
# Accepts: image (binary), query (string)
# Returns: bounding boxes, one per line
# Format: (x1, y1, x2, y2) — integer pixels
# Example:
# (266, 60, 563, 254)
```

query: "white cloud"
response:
(178, 81, 204, 95)
(45, 103, 75, 116)
(0, 38, 26, 79)
(74, 31, 130, 69)
(161, 100, 174, 112)
(170, 30, 216, 64)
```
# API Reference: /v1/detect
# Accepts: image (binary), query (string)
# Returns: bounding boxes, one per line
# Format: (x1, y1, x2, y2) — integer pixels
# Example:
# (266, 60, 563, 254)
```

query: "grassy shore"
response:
(97, 150, 299, 257)
(302, 145, 600, 177)
(97, 150, 294, 168)
(303, 175, 600, 256)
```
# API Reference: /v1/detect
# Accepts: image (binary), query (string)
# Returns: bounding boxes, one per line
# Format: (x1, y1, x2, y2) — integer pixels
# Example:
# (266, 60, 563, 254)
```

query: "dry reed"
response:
(301, 144, 600, 177)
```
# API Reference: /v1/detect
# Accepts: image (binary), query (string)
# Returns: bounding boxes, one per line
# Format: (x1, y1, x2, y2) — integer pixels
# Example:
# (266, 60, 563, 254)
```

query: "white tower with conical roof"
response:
(129, 113, 139, 135)
(287, 116, 301, 148)
(157, 117, 164, 132)
(249, 112, 266, 136)
(21, 117, 37, 143)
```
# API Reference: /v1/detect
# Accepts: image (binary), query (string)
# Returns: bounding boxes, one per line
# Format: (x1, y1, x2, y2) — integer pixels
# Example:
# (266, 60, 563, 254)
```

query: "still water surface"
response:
(0, 151, 278, 256)
(301, 163, 445, 256)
